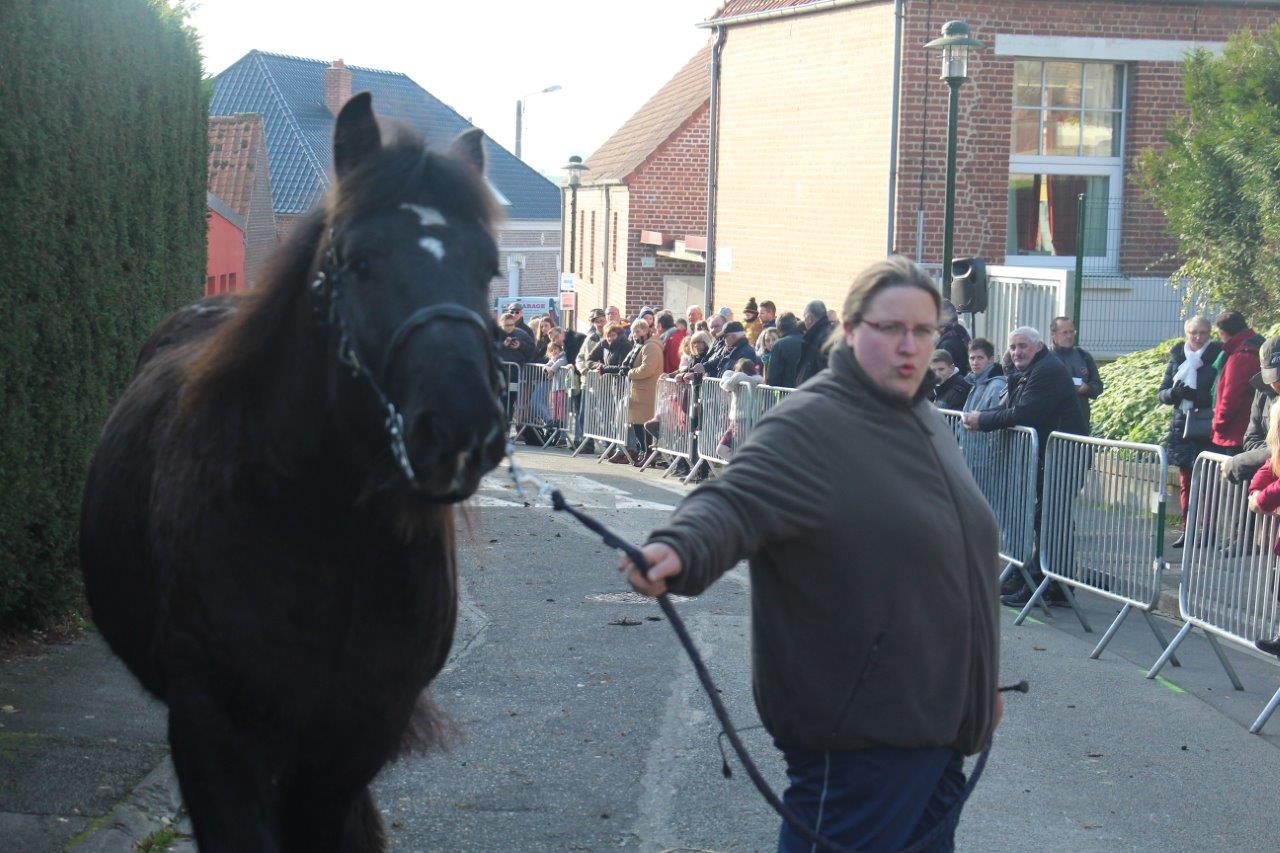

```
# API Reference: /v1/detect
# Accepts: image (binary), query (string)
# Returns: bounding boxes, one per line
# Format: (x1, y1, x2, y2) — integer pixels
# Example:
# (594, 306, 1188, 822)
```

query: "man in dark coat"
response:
(935, 300, 971, 373)
(795, 299, 834, 385)
(930, 350, 971, 410)
(498, 311, 534, 366)
(765, 312, 805, 388)
(704, 322, 760, 378)
(962, 326, 1087, 606)
(1156, 317, 1222, 544)
(508, 302, 534, 338)
(1049, 316, 1104, 429)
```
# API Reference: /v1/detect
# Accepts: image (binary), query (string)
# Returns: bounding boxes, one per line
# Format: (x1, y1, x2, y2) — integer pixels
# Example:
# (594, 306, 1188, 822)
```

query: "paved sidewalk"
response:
(0, 632, 184, 852)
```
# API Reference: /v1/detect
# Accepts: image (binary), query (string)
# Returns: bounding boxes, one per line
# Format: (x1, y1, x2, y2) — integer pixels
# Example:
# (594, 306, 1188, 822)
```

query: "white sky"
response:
(189, 0, 723, 178)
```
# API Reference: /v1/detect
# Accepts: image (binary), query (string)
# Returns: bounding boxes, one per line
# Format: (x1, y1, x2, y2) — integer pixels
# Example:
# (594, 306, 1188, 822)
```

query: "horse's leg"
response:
(278, 779, 385, 853)
(167, 681, 279, 852)
(340, 787, 386, 853)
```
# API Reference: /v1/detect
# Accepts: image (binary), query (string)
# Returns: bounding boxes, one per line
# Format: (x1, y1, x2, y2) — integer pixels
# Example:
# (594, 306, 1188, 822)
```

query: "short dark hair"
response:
(930, 349, 954, 367)
(760, 300, 776, 312)
(968, 338, 995, 358)
(1216, 310, 1248, 337)
(656, 311, 675, 330)
(1049, 316, 1073, 332)
(777, 312, 799, 335)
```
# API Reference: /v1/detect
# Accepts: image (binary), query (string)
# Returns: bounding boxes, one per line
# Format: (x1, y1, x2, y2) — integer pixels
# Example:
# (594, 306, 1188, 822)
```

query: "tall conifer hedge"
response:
(0, 1, 205, 631)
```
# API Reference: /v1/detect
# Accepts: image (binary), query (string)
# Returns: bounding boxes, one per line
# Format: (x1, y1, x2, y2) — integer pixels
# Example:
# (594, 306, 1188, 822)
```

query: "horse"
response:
(79, 93, 507, 851)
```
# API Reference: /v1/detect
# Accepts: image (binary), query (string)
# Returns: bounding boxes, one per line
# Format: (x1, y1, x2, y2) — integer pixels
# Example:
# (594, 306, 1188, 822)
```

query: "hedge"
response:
(0, 1, 205, 632)
(1091, 321, 1280, 449)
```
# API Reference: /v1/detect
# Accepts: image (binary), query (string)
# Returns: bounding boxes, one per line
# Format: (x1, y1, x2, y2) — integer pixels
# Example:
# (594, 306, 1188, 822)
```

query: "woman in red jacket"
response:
(1249, 398, 1280, 656)
(1212, 311, 1265, 452)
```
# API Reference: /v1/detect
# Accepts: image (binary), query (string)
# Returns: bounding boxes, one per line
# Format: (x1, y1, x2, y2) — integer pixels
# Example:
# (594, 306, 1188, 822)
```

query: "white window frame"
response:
(1007, 59, 1128, 272)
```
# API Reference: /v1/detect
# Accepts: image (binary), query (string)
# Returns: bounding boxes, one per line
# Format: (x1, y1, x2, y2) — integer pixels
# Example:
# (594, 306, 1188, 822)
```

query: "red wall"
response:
(205, 208, 245, 297)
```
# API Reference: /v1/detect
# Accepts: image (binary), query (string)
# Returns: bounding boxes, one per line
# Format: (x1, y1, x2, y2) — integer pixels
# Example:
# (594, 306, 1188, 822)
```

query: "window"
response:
(1008, 60, 1125, 268)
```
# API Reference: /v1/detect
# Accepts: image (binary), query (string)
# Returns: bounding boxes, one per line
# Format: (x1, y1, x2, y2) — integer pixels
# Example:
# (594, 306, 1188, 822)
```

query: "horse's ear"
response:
(333, 92, 380, 180)
(449, 128, 486, 176)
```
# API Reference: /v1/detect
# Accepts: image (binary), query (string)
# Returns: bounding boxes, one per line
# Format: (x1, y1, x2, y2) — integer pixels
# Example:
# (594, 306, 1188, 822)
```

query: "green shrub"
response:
(1091, 339, 1179, 447)
(0, 1, 205, 632)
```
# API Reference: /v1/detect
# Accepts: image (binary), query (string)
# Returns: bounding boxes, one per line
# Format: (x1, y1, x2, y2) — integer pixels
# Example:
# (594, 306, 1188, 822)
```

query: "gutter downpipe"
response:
(705, 25, 727, 314)
(602, 185, 611, 311)
(886, 0, 905, 257)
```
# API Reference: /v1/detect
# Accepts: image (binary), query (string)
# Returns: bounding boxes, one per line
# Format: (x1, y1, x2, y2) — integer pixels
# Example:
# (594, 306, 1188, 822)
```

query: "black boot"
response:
(1256, 637, 1280, 657)
(1171, 532, 1186, 549)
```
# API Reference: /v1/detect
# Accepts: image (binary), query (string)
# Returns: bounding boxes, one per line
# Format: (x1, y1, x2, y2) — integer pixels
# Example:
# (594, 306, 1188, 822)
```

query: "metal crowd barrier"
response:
(500, 361, 522, 426)
(573, 370, 632, 462)
(1149, 451, 1280, 733)
(1021, 432, 1181, 664)
(685, 378, 748, 480)
(509, 363, 565, 446)
(746, 383, 793, 425)
(937, 410, 1040, 594)
(641, 376, 695, 477)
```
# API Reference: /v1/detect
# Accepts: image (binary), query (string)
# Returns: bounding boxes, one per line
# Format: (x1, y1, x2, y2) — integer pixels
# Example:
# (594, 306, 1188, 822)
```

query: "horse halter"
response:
(309, 231, 502, 490)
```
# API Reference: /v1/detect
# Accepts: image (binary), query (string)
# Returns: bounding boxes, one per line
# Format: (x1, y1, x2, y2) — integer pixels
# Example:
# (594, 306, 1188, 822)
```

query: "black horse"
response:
(79, 93, 507, 851)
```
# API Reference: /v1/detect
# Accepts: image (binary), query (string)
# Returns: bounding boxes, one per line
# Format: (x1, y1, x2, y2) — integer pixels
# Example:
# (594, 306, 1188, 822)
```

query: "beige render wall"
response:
(712, 2, 895, 319)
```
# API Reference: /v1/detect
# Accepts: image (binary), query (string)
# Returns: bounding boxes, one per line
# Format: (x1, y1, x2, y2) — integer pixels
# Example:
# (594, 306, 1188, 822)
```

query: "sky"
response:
(188, 0, 723, 179)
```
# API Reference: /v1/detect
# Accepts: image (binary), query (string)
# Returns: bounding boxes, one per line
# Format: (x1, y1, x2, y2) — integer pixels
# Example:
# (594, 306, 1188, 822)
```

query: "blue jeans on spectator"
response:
(776, 744, 965, 853)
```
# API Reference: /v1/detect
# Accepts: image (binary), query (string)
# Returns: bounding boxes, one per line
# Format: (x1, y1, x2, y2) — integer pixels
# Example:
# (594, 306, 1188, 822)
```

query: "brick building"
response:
(209, 52, 561, 303)
(205, 191, 245, 297)
(566, 43, 712, 322)
(207, 114, 276, 289)
(703, 0, 1280, 355)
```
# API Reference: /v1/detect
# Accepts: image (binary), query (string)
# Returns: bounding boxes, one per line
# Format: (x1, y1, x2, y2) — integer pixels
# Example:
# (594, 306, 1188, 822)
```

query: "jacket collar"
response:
(1223, 328, 1259, 355)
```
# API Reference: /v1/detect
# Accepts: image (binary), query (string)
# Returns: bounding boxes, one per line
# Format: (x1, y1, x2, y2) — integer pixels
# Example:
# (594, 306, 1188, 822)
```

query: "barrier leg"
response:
(572, 438, 590, 458)
(1058, 583, 1093, 634)
(1089, 603, 1132, 660)
(1013, 563, 1052, 619)
(597, 443, 616, 463)
(1249, 685, 1280, 734)
(1205, 633, 1245, 691)
(1139, 609, 1182, 668)
(1013, 578, 1051, 626)
(639, 450, 659, 472)
(1148, 622, 1193, 679)
(683, 458, 705, 485)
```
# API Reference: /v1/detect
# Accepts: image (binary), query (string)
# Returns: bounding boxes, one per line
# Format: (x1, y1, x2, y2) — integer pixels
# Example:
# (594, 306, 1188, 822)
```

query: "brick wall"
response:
(489, 222, 562, 303)
(561, 184, 622, 326)
(893, 0, 1280, 276)
(713, 2, 897, 319)
(624, 104, 710, 316)
(244, 137, 276, 289)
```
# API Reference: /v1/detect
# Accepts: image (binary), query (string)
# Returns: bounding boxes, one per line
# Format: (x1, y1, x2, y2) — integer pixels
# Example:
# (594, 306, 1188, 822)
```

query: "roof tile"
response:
(207, 114, 267, 220)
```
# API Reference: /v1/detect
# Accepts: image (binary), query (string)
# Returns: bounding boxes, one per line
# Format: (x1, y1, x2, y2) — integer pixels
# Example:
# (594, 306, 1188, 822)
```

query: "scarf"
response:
(1173, 344, 1205, 412)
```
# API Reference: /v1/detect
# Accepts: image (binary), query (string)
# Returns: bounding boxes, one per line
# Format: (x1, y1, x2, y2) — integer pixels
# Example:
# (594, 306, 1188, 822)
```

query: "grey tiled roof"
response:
(210, 51, 560, 220)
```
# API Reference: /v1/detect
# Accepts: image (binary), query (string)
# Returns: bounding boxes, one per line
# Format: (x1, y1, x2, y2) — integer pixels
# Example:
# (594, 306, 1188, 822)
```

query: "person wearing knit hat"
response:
(742, 297, 764, 346)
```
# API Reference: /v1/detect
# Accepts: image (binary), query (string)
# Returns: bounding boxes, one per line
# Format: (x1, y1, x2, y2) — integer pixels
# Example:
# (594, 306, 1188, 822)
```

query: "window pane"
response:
(1007, 174, 1110, 257)
(1082, 111, 1120, 157)
(1083, 63, 1123, 110)
(1012, 109, 1040, 154)
(1045, 62, 1082, 108)
(1013, 61, 1042, 107)
(1043, 111, 1081, 156)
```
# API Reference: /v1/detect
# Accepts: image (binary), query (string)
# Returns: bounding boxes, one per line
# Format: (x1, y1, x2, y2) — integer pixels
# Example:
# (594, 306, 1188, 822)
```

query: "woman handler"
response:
(620, 257, 1002, 851)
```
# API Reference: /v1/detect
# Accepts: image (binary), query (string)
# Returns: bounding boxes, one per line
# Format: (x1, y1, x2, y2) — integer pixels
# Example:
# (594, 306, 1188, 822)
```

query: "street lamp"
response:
(515, 84, 562, 160)
(562, 155, 589, 327)
(925, 20, 983, 300)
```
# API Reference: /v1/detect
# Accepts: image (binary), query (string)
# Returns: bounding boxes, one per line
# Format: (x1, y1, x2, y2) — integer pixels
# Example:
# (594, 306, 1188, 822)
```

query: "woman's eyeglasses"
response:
(859, 319, 938, 343)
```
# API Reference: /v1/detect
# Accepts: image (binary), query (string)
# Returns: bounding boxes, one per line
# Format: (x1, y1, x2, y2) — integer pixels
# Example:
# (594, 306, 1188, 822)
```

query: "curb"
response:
(70, 758, 191, 852)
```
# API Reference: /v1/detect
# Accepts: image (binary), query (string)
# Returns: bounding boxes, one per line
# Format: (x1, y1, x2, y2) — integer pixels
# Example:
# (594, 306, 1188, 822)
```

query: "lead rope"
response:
(504, 449, 1012, 853)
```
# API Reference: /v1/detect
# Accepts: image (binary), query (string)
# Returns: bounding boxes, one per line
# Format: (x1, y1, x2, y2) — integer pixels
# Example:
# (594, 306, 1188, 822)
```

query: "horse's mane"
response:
(183, 128, 500, 420)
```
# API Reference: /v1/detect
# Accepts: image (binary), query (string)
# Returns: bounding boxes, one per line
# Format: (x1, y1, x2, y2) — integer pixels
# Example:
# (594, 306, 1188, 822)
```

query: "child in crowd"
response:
(1249, 398, 1280, 656)
(715, 359, 763, 461)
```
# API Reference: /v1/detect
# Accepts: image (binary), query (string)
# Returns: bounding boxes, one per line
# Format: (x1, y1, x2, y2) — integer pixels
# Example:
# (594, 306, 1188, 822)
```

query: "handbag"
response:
(1182, 407, 1213, 442)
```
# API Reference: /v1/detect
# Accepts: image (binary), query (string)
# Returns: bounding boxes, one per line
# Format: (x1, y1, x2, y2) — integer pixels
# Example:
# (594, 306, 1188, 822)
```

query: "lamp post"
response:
(515, 84, 561, 160)
(563, 155, 589, 329)
(925, 20, 983, 300)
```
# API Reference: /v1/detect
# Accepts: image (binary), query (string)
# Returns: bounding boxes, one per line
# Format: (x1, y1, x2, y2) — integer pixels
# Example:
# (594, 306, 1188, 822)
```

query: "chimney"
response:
(323, 59, 352, 116)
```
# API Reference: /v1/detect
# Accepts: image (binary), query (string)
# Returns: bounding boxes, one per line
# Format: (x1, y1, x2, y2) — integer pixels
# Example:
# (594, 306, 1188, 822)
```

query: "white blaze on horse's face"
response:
(400, 203, 448, 262)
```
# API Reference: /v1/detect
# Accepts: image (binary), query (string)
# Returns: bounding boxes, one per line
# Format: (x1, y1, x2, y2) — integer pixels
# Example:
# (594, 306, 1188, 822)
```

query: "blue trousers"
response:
(777, 745, 966, 853)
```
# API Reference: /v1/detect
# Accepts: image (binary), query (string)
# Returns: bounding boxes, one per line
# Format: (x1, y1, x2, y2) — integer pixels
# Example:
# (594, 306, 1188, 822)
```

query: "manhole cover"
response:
(584, 592, 692, 605)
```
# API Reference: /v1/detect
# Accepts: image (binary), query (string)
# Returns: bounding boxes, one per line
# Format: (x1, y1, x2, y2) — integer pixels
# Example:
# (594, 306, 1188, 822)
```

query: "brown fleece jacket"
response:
(649, 344, 1000, 755)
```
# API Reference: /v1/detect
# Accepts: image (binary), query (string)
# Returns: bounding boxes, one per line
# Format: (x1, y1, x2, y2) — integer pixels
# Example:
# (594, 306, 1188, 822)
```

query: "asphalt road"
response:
(372, 446, 1280, 852)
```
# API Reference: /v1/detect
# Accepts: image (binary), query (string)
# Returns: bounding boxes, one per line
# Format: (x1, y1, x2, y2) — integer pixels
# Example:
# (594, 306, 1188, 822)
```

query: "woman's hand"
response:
(618, 542, 683, 597)
(1249, 492, 1261, 514)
